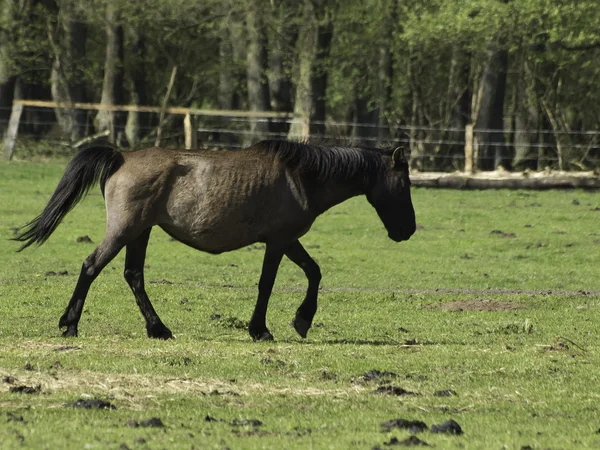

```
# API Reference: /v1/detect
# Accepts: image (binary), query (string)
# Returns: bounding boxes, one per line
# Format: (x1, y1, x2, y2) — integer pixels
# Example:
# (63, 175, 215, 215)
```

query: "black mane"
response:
(257, 140, 391, 182)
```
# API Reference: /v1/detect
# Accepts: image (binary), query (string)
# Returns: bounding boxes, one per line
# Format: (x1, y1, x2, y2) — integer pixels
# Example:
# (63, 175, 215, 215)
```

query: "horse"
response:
(14, 140, 416, 341)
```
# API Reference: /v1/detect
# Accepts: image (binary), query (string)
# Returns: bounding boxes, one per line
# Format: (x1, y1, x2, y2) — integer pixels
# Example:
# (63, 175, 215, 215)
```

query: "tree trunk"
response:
(408, 48, 426, 170)
(353, 96, 377, 146)
(218, 5, 248, 111)
(311, 16, 333, 136)
(218, 25, 235, 111)
(374, 0, 396, 146)
(11, 0, 53, 138)
(512, 47, 536, 170)
(475, 46, 509, 170)
(268, 11, 295, 114)
(375, 40, 393, 146)
(244, 0, 270, 146)
(216, 12, 245, 146)
(287, 0, 317, 140)
(448, 49, 471, 169)
(0, 0, 17, 139)
(49, 0, 88, 142)
(96, 4, 125, 145)
(230, 17, 247, 111)
(125, 27, 149, 146)
(267, 3, 297, 136)
(288, 0, 332, 140)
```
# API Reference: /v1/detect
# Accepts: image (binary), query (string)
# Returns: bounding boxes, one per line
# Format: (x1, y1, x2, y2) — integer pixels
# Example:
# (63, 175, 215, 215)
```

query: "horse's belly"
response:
(159, 221, 262, 254)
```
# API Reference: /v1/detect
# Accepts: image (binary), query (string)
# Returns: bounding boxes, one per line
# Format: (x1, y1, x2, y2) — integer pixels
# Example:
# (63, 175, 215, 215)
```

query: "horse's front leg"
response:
(248, 245, 285, 342)
(285, 240, 321, 338)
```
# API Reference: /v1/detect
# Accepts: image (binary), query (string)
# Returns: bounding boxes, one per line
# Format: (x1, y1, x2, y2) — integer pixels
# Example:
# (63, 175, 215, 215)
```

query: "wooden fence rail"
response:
(12, 99, 293, 118)
(2, 100, 295, 161)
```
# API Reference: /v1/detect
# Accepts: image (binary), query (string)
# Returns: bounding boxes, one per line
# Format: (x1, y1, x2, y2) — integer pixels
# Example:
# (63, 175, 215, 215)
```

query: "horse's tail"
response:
(13, 145, 123, 251)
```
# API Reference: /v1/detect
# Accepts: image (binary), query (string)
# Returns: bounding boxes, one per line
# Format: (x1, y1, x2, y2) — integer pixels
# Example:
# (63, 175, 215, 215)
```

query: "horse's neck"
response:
(310, 177, 366, 214)
(305, 148, 374, 213)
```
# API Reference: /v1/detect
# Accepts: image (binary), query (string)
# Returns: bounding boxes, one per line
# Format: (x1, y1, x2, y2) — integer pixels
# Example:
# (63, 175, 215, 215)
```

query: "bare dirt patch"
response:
(65, 399, 116, 410)
(430, 419, 463, 435)
(372, 385, 418, 396)
(433, 299, 528, 312)
(380, 418, 428, 433)
(9, 384, 41, 394)
(126, 417, 164, 428)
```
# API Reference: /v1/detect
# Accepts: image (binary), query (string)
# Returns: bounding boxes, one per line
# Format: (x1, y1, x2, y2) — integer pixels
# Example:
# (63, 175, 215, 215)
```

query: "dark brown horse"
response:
(14, 140, 416, 341)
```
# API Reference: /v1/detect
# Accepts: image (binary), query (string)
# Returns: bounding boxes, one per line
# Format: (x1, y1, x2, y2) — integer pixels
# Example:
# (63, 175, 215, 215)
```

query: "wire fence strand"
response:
(2, 102, 599, 170)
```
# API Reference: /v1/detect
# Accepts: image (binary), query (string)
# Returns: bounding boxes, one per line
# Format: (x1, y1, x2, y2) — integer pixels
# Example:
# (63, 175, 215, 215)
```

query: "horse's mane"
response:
(255, 140, 391, 182)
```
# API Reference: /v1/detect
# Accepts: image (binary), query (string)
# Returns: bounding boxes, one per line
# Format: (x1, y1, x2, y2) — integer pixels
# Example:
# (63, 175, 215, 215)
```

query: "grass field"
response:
(1, 159, 600, 449)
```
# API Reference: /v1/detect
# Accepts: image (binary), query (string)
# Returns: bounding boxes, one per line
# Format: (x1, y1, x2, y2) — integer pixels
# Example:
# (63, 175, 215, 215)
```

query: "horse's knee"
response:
(81, 258, 100, 279)
(124, 268, 142, 287)
(305, 262, 321, 284)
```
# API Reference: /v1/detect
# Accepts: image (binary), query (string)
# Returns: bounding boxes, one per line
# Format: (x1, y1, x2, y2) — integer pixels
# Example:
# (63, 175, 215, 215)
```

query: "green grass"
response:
(1, 160, 600, 449)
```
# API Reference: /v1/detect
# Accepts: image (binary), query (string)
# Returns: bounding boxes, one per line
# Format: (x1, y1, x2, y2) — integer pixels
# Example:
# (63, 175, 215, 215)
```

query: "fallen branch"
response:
(72, 130, 110, 149)
(155, 66, 178, 147)
(411, 170, 600, 190)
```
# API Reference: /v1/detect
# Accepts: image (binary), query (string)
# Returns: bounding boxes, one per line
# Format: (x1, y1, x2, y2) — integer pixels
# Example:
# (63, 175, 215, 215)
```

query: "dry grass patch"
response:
(0, 368, 364, 404)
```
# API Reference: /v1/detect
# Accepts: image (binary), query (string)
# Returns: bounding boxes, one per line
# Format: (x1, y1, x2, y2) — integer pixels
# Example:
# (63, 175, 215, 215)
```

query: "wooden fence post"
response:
(184, 113, 197, 149)
(2, 102, 23, 160)
(464, 123, 474, 173)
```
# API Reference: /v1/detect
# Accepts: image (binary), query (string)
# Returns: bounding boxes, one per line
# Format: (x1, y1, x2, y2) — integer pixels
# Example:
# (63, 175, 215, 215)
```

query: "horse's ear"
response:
(392, 147, 406, 168)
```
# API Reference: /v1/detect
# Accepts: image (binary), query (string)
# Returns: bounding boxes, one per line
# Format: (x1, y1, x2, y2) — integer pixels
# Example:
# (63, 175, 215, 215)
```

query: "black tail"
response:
(13, 146, 123, 251)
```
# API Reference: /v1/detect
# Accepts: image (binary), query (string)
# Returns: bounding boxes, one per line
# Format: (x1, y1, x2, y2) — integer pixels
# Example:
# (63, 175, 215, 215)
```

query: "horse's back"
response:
(104, 147, 314, 253)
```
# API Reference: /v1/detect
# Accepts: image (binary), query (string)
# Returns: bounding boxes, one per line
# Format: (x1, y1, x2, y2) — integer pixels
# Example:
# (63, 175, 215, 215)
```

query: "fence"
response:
(2, 100, 600, 173)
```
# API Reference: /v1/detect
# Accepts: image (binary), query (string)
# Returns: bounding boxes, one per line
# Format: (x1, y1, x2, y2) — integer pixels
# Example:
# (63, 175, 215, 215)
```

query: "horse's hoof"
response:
(147, 323, 174, 340)
(292, 316, 311, 339)
(250, 330, 274, 342)
(58, 314, 70, 329)
(61, 326, 78, 338)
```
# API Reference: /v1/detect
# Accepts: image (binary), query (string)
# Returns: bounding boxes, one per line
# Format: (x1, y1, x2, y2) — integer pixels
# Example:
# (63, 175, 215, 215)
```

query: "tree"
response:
(48, 0, 88, 142)
(288, 0, 333, 140)
(124, 25, 149, 146)
(95, 3, 125, 144)
(474, 44, 509, 170)
(267, 0, 298, 136)
(0, 0, 17, 139)
(244, 0, 270, 145)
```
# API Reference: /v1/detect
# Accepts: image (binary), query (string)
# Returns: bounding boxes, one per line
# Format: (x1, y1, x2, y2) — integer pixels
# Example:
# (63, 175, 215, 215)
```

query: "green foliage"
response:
(1, 160, 600, 448)
(1, 0, 600, 166)
(0, 1, 53, 83)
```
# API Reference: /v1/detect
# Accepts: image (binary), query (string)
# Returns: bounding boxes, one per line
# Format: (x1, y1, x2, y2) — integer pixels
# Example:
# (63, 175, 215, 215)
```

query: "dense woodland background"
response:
(1, 0, 599, 171)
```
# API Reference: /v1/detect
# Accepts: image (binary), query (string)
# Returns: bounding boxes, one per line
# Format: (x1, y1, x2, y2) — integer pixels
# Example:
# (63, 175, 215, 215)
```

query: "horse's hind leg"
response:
(285, 240, 322, 339)
(123, 228, 173, 339)
(59, 235, 126, 337)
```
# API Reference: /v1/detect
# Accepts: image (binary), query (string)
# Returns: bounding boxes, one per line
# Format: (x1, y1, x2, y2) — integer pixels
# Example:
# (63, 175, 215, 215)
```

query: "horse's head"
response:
(366, 146, 416, 242)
